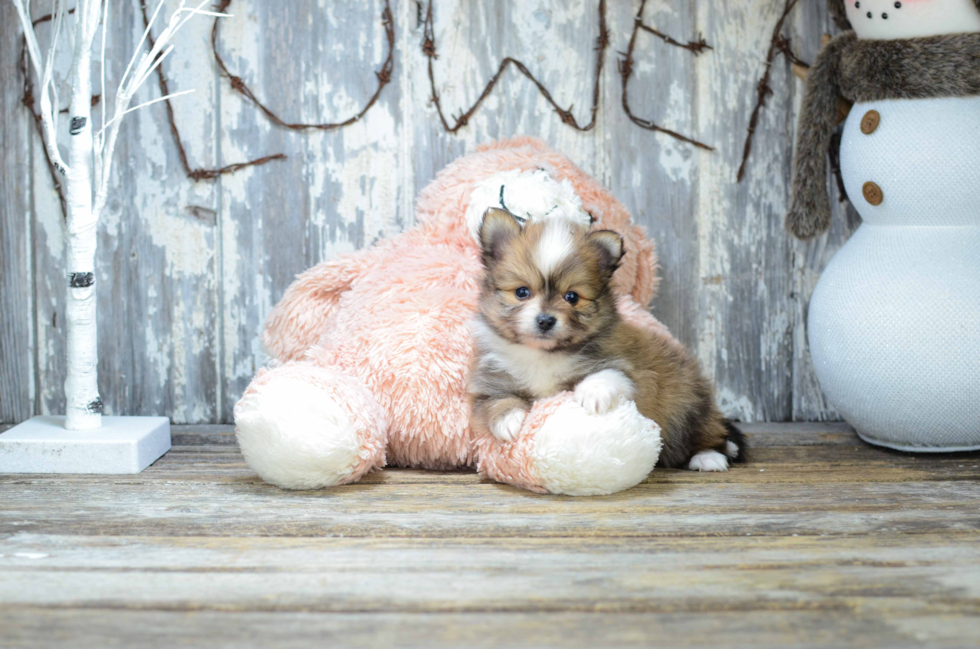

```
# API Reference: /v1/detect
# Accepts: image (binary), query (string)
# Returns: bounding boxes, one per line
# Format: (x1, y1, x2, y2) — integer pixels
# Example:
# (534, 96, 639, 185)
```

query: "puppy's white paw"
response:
(491, 409, 526, 442)
(574, 369, 635, 415)
(687, 450, 730, 472)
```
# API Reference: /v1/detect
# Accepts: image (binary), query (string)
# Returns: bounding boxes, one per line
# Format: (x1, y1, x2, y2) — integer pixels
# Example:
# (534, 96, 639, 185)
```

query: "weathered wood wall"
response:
(0, 0, 856, 424)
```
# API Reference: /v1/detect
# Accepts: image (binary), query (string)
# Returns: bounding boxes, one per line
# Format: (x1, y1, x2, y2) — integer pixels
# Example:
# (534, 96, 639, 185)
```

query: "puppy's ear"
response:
(588, 229, 625, 275)
(479, 207, 522, 265)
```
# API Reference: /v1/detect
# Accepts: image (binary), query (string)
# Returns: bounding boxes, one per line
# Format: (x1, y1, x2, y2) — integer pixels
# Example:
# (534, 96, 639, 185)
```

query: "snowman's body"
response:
(805, 0, 980, 449)
(809, 95, 980, 450)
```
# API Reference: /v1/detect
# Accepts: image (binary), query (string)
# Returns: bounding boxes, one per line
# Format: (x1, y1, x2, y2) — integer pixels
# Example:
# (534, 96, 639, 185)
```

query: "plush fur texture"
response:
(234, 138, 667, 495)
(787, 33, 855, 239)
(528, 396, 662, 495)
(787, 30, 980, 239)
(469, 212, 747, 471)
(839, 33, 980, 101)
(463, 169, 593, 242)
(235, 366, 387, 489)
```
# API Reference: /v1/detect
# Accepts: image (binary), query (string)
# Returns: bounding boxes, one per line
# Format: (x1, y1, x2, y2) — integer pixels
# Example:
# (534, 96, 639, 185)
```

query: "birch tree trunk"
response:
(64, 8, 100, 430)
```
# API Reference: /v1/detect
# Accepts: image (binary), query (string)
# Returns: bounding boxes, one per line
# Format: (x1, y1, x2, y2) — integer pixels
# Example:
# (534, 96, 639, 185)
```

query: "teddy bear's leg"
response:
(234, 362, 387, 490)
(475, 394, 662, 496)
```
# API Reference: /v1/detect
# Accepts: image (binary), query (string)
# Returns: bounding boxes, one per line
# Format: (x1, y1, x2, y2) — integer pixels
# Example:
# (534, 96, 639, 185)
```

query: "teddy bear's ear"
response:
(479, 207, 522, 264)
(587, 229, 625, 275)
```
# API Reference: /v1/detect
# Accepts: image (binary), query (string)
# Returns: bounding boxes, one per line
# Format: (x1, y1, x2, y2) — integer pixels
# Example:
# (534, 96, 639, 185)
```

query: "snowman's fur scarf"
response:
(828, 0, 851, 31)
(787, 30, 980, 239)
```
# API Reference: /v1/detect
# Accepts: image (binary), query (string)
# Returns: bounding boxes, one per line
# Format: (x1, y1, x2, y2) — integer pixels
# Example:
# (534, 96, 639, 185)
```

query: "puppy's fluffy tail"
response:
(723, 420, 748, 463)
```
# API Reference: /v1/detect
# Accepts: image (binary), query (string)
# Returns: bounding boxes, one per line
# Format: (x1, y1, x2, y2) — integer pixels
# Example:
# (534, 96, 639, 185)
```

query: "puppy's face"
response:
(478, 208, 623, 351)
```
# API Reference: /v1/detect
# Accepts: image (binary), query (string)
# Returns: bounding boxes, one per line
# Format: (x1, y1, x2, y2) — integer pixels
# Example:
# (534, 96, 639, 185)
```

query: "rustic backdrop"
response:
(0, 0, 857, 425)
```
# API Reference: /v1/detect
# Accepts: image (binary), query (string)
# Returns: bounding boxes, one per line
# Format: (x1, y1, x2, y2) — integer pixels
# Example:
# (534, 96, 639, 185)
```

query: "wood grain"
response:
(3, 534, 980, 613)
(605, 1, 701, 354)
(694, 0, 794, 422)
(1, 424, 979, 647)
(3, 437, 980, 540)
(4, 608, 974, 649)
(0, 3, 34, 423)
(3, 1, 854, 425)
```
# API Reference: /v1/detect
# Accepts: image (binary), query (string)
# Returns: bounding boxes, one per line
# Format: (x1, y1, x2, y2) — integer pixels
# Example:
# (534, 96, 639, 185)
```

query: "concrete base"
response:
(0, 416, 171, 474)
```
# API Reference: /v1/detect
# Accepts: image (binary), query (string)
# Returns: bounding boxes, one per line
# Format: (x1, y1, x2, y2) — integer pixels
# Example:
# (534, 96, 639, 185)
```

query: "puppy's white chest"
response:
(471, 319, 581, 398)
(499, 348, 578, 398)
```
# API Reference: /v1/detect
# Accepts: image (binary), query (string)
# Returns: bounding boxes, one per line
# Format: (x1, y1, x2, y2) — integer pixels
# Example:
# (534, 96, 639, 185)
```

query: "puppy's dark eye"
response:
(564, 291, 579, 305)
(515, 287, 530, 299)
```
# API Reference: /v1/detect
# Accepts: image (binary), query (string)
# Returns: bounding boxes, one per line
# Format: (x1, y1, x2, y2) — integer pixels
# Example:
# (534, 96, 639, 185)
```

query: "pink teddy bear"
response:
(234, 138, 678, 495)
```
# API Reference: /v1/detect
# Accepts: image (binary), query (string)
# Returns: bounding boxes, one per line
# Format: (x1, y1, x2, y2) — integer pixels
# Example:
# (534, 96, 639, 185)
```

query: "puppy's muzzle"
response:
(536, 314, 557, 333)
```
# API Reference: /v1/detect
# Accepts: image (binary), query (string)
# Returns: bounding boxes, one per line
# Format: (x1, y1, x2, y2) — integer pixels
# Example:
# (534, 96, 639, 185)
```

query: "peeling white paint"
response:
(658, 82, 697, 182)
(14, 552, 49, 560)
(143, 210, 213, 278)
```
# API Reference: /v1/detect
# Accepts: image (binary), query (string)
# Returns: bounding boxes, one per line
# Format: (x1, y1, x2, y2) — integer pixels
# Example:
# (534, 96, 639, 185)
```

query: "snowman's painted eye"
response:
(894, 1, 901, 7)
(855, 1, 860, 6)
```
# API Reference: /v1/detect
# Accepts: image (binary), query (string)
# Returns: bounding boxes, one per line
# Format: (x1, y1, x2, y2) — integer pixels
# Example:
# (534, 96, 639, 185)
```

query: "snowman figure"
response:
(787, 0, 980, 450)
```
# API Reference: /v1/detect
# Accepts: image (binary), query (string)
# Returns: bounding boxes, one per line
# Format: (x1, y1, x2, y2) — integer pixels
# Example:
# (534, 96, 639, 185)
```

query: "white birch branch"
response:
(12, 0, 71, 175)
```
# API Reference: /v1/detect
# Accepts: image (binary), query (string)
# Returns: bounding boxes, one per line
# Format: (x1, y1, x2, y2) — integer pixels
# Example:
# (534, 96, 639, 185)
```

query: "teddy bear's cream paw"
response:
(234, 368, 387, 490)
(687, 450, 729, 472)
(526, 397, 662, 496)
(492, 409, 527, 442)
(574, 369, 636, 415)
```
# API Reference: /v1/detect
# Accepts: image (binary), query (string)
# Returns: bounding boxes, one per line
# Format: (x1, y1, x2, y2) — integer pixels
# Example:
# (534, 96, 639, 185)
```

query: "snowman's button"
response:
(862, 181, 883, 206)
(860, 110, 880, 134)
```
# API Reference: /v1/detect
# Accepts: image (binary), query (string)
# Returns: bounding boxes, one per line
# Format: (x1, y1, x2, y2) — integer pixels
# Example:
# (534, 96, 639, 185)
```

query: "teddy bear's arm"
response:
(263, 245, 389, 362)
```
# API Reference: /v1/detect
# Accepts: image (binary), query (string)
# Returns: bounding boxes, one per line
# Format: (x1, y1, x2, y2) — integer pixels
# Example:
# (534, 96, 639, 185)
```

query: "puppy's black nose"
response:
(536, 314, 557, 332)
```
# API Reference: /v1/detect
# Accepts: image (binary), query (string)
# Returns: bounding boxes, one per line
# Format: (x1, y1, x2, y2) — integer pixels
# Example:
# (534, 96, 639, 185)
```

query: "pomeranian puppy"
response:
(468, 208, 746, 471)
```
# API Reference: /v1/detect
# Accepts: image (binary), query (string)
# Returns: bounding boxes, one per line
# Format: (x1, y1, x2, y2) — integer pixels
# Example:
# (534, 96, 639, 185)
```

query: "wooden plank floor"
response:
(1, 423, 979, 648)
